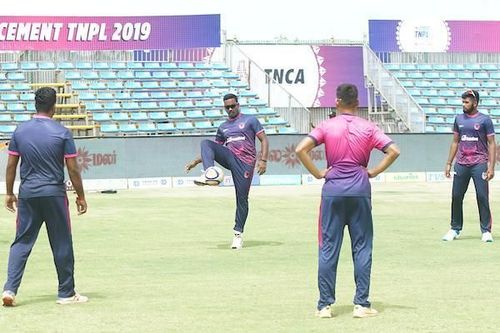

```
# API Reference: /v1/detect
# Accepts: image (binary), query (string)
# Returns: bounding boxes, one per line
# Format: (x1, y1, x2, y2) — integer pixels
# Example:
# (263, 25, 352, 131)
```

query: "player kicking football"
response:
(185, 93, 269, 249)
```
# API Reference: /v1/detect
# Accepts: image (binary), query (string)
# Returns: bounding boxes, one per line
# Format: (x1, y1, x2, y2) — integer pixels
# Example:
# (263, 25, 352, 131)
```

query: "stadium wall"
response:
(1, 134, 499, 191)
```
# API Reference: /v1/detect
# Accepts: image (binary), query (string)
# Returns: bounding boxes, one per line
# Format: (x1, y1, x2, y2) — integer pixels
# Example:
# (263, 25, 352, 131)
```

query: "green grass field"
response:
(0, 182, 499, 332)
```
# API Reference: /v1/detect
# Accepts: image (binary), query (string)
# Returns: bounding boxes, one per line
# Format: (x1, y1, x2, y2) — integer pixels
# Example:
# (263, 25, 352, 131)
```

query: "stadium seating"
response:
(385, 62, 500, 133)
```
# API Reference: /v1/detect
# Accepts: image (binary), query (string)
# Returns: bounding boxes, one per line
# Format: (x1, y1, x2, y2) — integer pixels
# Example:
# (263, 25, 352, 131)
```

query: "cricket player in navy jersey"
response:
(2, 87, 88, 307)
(442, 89, 496, 242)
(185, 93, 269, 249)
(296, 84, 400, 319)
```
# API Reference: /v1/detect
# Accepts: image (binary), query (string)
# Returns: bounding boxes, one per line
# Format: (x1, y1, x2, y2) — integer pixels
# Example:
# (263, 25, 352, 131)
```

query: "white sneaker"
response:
(315, 305, 333, 318)
(353, 304, 378, 318)
(481, 232, 493, 242)
(2, 290, 16, 307)
(193, 175, 208, 186)
(231, 234, 243, 249)
(56, 293, 88, 305)
(442, 229, 460, 241)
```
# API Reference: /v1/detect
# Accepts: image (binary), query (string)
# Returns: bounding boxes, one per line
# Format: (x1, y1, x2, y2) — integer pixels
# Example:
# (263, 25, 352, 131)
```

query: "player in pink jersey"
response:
(296, 84, 399, 319)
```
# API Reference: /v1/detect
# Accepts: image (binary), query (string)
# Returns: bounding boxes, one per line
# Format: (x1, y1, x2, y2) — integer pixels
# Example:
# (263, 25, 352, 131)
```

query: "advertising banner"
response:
(0, 14, 220, 50)
(369, 20, 500, 53)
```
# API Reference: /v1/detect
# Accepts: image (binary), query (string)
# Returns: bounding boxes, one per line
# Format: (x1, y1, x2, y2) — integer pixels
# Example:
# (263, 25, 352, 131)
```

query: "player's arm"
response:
(445, 133, 460, 178)
(367, 143, 400, 178)
(66, 157, 87, 215)
(5, 154, 19, 213)
(295, 136, 330, 179)
(486, 135, 496, 181)
(256, 131, 269, 175)
(185, 156, 202, 173)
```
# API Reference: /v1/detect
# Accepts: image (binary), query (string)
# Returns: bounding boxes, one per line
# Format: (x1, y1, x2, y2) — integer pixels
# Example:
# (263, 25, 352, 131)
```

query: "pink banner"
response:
(0, 15, 220, 51)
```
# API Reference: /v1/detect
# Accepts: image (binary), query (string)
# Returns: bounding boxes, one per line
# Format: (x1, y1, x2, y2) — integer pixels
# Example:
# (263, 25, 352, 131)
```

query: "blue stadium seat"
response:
(117, 71, 135, 79)
(205, 109, 223, 118)
(204, 71, 223, 79)
(105, 82, 124, 90)
(178, 81, 194, 89)
(127, 62, 144, 69)
(94, 62, 109, 69)
(241, 107, 258, 115)
(465, 64, 481, 71)
(175, 121, 195, 131)
(195, 100, 213, 108)
(277, 126, 298, 134)
(439, 90, 455, 97)
(1, 94, 18, 101)
(0, 84, 12, 91)
(19, 93, 35, 101)
(71, 82, 89, 90)
(159, 101, 176, 109)
(429, 98, 447, 105)
(100, 123, 119, 133)
(82, 71, 99, 80)
(186, 71, 204, 79)
(416, 64, 433, 71)
(157, 122, 176, 132)
(20, 62, 37, 70)
(408, 72, 424, 79)
(142, 81, 160, 89)
(177, 62, 194, 69)
(39, 62, 56, 70)
(393, 71, 406, 79)
(76, 62, 92, 70)
(137, 123, 157, 132)
(457, 72, 473, 79)
(400, 81, 414, 88)
(1, 63, 18, 71)
(131, 92, 150, 100)
(0, 104, 5, 111)
(428, 116, 445, 123)
(437, 108, 455, 115)
(449, 64, 465, 70)
(102, 102, 121, 110)
(422, 107, 437, 114)
(0, 114, 12, 122)
(490, 73, 500, 80)
(482, 82, 497, 88)
(229, 80, 247, 88)
(423, 72, 440, 79)
(89, 82, 107, 90)
(114, 92, 131, 100)
(149, 112, 168, 120)
(119, 123, 137, 133)
(124, 81, 142, 89)
(112, 112, 129, 121)
(140, 102, 158, 109)
(170, 71, 187, 79)
(100, 71, 117, 79)
(58, 62, 74, 69)
(481, 64, 497, 70)
(384, 63, 400, 71)
(482, 99, 497, 107)
(109, 62, 127, 69)
(267, 117, 287, 125)
(449, 81, 464, 88)
(135, 71, 152, 79)
(436, 125, 452, 133)
(160, 63, 177, 69)
(0, 125, 16, 134)
(85, 102, 104, 111)
(431, 81, 448, 88)
(194, 121, 214, 129)
(439, 72, 456, 79)
(407, 88, 421, 96)
(258, 107, 275, 115)
(211, 80, 230, 88)
(65, 71, 81, 79)
(248, 98, 266, 107)
(400, 64, 417, 71)
(186, 110, 204, 119)
(169, 91, 186, 99)
(152, 71, 169, 79)
(490, 91, 500, 98)
(97, 92, 114, 100)
(212, 63, 228, 70)
(13, 114, 31, 122)
(177, 100, 194, 108)
(160, 81, 177, 89)
(26, 103, 36, 112)
(130, 112, 149, 121)
(144, 62, 160, 69)
(9, 105, 26, 115)
(203, 90, 220, 98)
(222, 72, 239, 79)
(195, 80, 212, 88)
(151, 91, 168, 99)
(467, 82, 481, 88)
(474, 72, 489, 79)
(168, 111, 185, 119)
(122, 102, 140, 110)
(9, 73, 26, 82)
(186, 91, 204, 98)
(195, 62, 212, 69)
(79, 92, 97, 100)
(421, 90, 438, 97)
(425, 125, 435, 132)
(13, 83, 30, 91)
(93, 113, 111, 122)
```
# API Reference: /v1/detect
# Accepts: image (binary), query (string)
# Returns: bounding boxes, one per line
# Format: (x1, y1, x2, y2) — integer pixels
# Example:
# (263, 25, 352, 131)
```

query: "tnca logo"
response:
(77, 147, 117, 172)
(264, 68, 305, 84)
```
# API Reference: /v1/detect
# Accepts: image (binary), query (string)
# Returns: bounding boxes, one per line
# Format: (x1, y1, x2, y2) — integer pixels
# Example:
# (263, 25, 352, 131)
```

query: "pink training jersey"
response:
(309, 114, 393, 197)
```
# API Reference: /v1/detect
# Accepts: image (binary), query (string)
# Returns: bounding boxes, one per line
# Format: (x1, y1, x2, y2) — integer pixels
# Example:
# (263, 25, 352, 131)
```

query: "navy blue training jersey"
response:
(453, 112, 495, 166)
(8, 115, 77, 198)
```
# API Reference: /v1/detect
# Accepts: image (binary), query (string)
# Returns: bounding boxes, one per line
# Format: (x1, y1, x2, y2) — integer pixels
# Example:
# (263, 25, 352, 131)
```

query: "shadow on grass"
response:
(17, 292, 104, 307)
(332, 302, 417, 316)
(213, 240, 283, 250)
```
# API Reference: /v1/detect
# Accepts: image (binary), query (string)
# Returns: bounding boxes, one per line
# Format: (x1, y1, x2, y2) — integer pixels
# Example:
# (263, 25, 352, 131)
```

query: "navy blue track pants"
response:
(317, 196, 373, 310)
(4, 196, 75, 298)
(200, 140, 254, 233)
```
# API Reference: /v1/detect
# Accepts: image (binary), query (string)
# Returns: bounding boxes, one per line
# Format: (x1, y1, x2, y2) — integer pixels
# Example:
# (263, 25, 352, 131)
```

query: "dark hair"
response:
(223, 93, 238, 103)
(336, 83, 358, 107)
(35, 87, 57, 113)
(461, 89, 480, 104)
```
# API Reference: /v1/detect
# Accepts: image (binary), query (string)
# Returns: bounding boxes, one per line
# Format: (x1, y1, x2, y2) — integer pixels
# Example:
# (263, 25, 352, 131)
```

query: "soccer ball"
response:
(204, 166, 224, 185)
